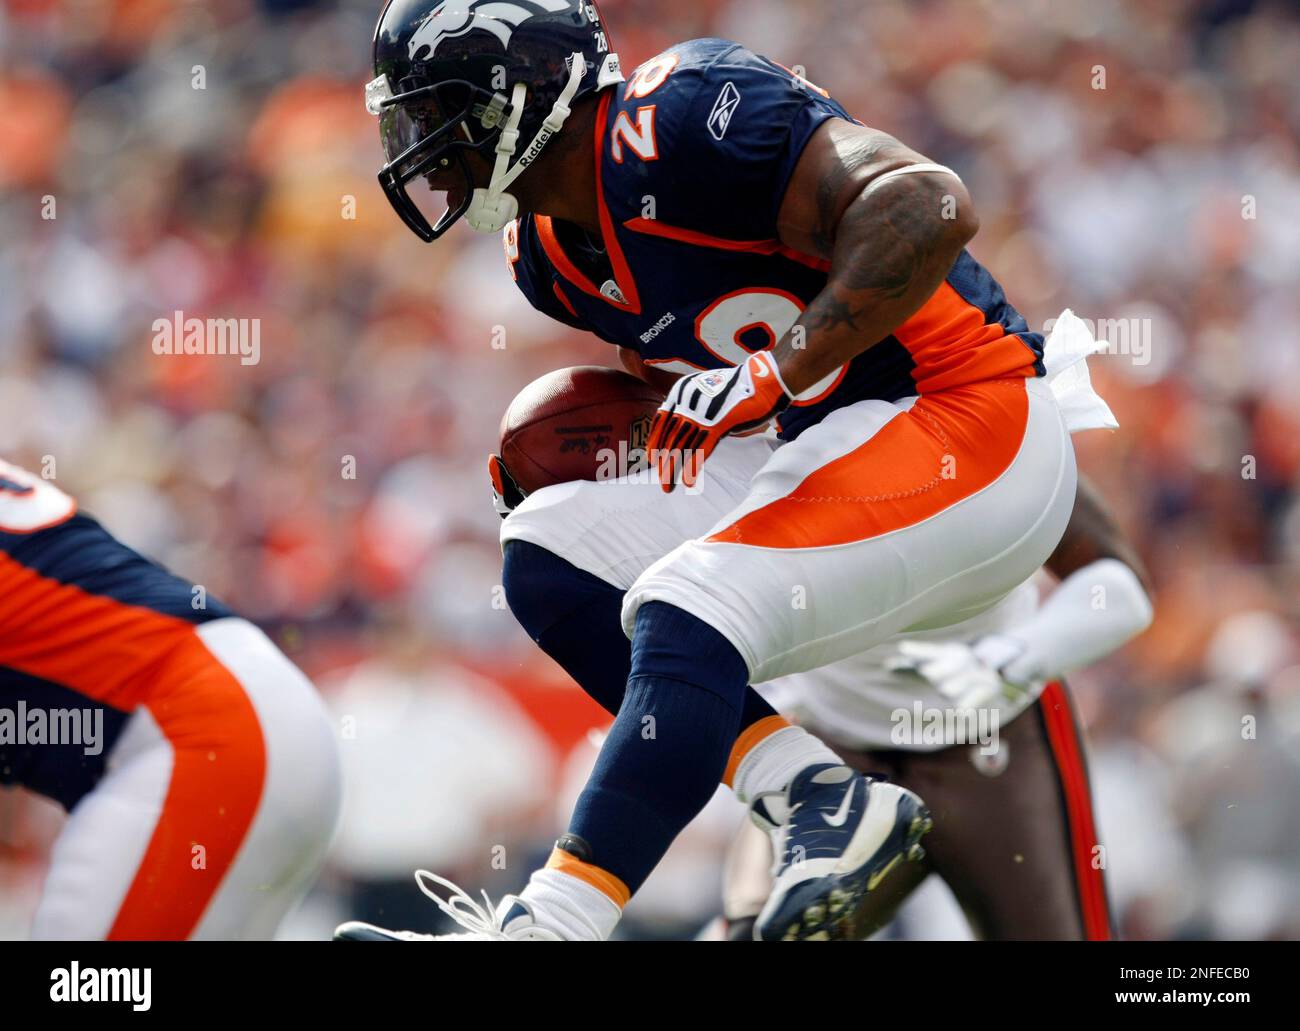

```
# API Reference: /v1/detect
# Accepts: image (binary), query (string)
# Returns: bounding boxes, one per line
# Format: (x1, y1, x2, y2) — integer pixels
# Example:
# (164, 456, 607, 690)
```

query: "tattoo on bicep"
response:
(836, 174, 944, 297)
(811, 130, 899, 256)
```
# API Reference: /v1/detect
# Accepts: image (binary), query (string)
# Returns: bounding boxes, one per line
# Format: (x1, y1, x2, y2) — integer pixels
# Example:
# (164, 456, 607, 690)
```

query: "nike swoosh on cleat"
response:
(867, 853, 903, 891)
(821, 780, 856, 827)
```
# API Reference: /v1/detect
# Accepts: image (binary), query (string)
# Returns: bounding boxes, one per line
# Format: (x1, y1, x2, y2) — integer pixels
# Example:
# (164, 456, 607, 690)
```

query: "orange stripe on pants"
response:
(107, 631, 266, 939)
(708, 378, 1031, 549)
(0, 554, 267, 939)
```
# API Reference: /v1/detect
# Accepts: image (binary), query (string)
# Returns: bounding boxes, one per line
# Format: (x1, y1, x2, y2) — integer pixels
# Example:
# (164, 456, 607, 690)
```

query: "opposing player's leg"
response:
(30, 618, 340, 940)
(624, 376, 1076, 939)
(821, 680, 1109, 940)
(722, 680, 1111, 941)
(930, 680, 1109, 940)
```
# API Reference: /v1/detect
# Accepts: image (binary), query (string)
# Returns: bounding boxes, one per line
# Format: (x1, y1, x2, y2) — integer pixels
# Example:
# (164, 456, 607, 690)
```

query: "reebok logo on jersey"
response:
(707, 81, 741, 140)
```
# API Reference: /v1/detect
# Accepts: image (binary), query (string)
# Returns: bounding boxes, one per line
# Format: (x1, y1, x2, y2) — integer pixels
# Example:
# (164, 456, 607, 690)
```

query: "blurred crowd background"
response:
(1, 0, 1298, 940)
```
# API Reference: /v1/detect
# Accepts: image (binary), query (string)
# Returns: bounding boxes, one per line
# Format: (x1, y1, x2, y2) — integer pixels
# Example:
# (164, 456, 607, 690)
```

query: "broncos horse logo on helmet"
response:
(368, 0, 623, 241)
(409, 0, 569, 56)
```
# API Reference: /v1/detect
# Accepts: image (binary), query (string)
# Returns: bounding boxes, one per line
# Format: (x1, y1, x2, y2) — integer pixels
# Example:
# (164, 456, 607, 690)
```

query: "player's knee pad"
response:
(629, 601, 749, 709)
(502, 539, 622, 641)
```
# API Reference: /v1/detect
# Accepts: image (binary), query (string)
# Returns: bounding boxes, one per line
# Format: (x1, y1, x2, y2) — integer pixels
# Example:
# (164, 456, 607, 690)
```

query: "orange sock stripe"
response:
(546, 848, 631, 908)
(723, 714, 792, 787)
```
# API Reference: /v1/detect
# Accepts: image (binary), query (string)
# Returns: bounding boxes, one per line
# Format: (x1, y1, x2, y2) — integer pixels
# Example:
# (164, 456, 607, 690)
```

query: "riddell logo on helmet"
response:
(408, 0, 572, 58)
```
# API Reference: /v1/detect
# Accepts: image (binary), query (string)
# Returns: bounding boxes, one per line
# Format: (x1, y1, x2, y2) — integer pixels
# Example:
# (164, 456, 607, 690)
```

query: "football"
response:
(498, 365, 665, 494)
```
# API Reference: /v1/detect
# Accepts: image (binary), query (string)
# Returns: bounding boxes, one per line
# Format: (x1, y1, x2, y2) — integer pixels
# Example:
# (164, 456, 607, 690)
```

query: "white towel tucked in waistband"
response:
(1041, 308, 1118, 434)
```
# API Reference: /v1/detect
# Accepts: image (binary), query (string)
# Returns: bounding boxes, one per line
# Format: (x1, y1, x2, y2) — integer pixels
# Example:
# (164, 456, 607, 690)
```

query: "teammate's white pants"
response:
(31, 618, 341, 940)
(504, 376, 1076, 683)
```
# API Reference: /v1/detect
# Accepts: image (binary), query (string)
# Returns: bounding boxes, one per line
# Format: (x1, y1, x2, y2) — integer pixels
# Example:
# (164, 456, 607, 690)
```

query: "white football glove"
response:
(647, 351, 792, 492)
(886, 635, 1033, 711)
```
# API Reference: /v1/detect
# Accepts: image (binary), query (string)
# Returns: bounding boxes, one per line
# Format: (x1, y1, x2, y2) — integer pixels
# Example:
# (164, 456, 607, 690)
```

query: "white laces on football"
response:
(415, 870, 515, 938)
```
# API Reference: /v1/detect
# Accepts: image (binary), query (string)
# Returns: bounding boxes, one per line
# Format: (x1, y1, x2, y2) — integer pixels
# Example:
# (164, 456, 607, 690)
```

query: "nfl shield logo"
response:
(697, 371, 729, 396)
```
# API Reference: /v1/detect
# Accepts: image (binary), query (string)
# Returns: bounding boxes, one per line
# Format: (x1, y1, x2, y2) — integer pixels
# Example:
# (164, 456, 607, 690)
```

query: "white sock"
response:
(516, 868, 622, 941)
(732, 725, 842, 806)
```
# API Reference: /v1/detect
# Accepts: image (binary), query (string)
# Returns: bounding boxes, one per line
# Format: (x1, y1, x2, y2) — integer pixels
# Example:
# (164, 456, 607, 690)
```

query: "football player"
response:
(349, 0, 1100, 941)
(0, 460, 340, 939)
(724, 473, 1153, 941)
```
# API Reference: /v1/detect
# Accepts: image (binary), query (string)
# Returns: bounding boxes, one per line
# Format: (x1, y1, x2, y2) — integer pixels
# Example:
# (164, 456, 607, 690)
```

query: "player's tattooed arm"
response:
(772, 120, 978, 394)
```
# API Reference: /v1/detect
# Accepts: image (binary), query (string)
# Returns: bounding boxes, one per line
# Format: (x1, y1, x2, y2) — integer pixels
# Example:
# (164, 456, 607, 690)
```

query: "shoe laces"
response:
(415, 870, 517, 939)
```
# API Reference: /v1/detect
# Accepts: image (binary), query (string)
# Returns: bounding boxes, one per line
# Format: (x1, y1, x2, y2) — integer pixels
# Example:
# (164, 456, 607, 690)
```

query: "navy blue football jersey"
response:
(1, 463, 233, 806)
(507, 38, 1044, 440)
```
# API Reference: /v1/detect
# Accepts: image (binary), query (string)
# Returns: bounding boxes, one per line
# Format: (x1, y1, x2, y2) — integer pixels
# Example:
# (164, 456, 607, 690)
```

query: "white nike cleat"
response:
(334, 871, 563, 941)
(755, 764, 932, 941)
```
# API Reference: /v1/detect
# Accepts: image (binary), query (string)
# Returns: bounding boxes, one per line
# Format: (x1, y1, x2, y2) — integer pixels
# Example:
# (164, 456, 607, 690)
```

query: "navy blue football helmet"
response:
(367, 0, 623, 240)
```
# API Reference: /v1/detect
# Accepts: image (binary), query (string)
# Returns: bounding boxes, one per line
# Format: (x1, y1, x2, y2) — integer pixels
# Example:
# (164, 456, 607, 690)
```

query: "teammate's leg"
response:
(31, 620, 339, 940)
(187, 618, 341, 939)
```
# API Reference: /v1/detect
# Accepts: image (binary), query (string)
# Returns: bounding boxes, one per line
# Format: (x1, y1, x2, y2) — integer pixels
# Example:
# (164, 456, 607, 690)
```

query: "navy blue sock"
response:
(565, 601, 750, 893)
(503, 540, 777, 726)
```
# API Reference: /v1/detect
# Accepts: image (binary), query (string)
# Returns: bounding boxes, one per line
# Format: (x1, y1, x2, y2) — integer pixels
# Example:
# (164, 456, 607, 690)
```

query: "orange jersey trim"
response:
(535, 215, 602, 302)
(592, 92, 641, 314)
(893, 282, 1038, 394)
(0, 553, 202, 711)
(0, 553, 267, 939)
(552, 280, 579, 318)
(622, 216, 831, 273)
(537, 94, 643, 315)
